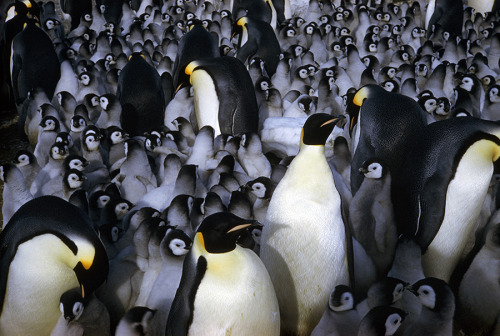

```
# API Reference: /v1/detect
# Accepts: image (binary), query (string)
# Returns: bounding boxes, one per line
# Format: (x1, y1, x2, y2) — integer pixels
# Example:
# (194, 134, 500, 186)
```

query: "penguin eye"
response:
(84, 14, 91, 21)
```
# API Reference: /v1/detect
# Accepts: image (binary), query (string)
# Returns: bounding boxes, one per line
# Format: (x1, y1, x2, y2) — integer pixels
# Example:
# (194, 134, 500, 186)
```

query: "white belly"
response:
(261, 147, 348, 334)
(189, 246, 279, 335)
(423, 140, 497, 281)
(191, 71, 221, 136)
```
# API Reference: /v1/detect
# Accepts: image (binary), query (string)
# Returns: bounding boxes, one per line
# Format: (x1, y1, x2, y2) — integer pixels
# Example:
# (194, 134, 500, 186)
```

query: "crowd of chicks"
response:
(1, 0, 500, 334)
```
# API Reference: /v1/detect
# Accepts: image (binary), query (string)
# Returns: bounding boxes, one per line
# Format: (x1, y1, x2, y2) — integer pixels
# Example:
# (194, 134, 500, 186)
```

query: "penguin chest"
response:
(1, 235, 80, 336)
(189, 247, 279, 335)
(261, 151, 348, 332)
(191, 70, 221, 135)
(423, 140, 499, 280)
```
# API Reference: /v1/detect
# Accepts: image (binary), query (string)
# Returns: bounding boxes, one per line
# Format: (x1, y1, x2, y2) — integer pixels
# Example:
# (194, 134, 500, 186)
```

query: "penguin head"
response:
(50, 143, 69, 160)
(12, 149, 36, 167)
(39, 115, 60, 131)
(232, 16, 248, 40)
(196, 212, 258, 254)
(161, 228, 192, 258)
(301, 113, 345, 146)
(64, 155, 88, 172)
(359, 159, 386, 179)
(408, 277, 454, 313)
(59, 287, 85, 322)
(488, 85, 500, 104)
(328, 285, 354, 312)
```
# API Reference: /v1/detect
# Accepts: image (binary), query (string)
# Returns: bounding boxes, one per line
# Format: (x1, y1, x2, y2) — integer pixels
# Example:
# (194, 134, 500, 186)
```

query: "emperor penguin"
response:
(10, 17, 61, 105)
(166, 212, 280, 336)
(348, 84, 427, 195)
(393, 117, 500, 282)
(260, 113, 351, 336)
(233, 16, 281, 78)
(185, 57, 259, 136)
(0, 196, 108, 336)
(117, 52, 165, 137)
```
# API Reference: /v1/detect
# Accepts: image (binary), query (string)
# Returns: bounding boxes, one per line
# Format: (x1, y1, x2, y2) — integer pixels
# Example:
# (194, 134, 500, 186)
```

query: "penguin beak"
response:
(321, 115, 345, 128)
(227, 223, 253, 233)
(175, 83, 185, 94)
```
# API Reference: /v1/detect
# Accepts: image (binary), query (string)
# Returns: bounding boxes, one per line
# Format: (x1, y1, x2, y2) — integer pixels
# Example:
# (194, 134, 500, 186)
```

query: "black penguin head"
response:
(13, 149, 36, 167)
(301, 113, 345, 146)
(196, 212, 258, 253)
(59, 287, 85, 322)
(408, 277, 454, 314)
(329, 285, 354, 312)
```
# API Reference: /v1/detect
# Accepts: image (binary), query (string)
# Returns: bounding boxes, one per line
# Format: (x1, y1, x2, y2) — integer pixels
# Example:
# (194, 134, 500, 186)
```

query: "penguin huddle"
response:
(2, 0, 500, 335)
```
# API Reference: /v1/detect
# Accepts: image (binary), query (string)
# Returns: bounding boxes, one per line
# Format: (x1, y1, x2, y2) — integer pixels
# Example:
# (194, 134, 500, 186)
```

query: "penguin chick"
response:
(115, 306, 156, 336)
(237, 133, 272, 179)
(405, 277, 455, 336)
(245, 177, 275, 223)
(12, 149, 41, 191)
(0, 163, 34, 227)
(50, 288, 111, 336)
(358, 306, 407, 336)
(311, 285, 360, 336)
(356, 277, 407, 319)
(349, 159, 397, 279)
(166, 212, 280, 336)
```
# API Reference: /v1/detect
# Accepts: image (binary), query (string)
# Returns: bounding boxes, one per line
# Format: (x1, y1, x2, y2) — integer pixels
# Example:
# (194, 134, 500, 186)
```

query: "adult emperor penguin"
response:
(260, 113, 351, 336)
(166, 212, 280, 336)
(0, 196, 108, 336)
(425, 0, 464, 39)
(117, 52, 165, 137)
(185, 56, 259, 136)
(10, 17, 61, 105)
(348, 84, 427, 195)
(233, 16, 281, 78)
(392, 117, 500, 282)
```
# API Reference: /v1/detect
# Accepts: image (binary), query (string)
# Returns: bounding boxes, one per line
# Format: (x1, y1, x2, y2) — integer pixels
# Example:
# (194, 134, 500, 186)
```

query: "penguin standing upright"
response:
(10, 18, 61, 105)
(393, 117, 500, 282)
(233, 16, 281, 78)
(260, 113, 351, 336)
(348, 84, 427, 195)
(117, 52, 165, 137)
(185, 56, 259, 136)
(0, 196, 108, 336)
(166, 212, 280, 336)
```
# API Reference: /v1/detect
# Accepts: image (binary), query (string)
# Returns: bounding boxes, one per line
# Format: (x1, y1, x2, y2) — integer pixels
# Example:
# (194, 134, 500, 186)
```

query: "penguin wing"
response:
(415, 172, 450, 250)
(166, 254, 207, 336)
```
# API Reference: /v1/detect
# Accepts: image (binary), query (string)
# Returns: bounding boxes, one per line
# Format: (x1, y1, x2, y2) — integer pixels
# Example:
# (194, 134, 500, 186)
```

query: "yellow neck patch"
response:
(353, 86, 369, 106)
(185, 61, 199, 75)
